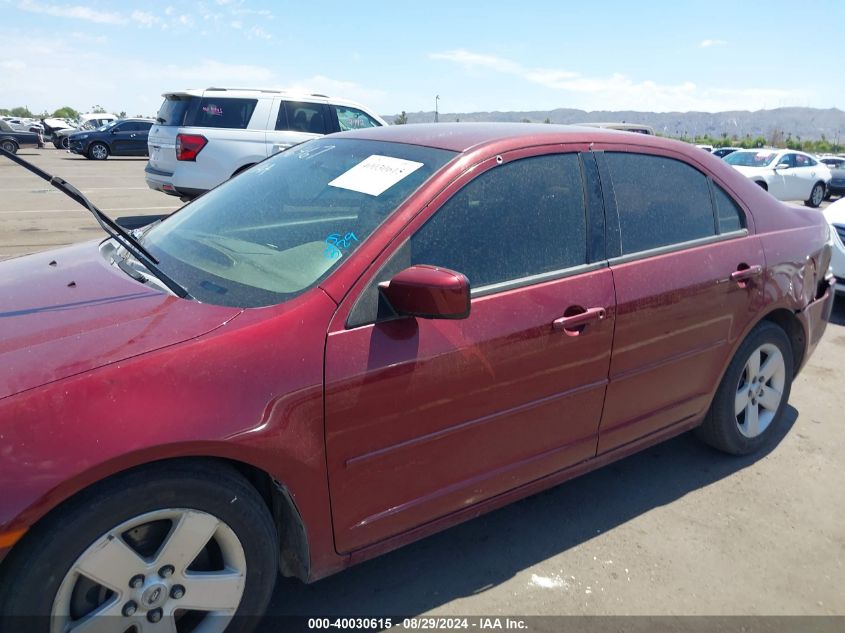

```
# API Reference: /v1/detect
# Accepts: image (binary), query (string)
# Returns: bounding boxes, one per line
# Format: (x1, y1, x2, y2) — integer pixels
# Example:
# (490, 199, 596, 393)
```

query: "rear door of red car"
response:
(592, 147, 764, 453)
(324, 148, 616, 553)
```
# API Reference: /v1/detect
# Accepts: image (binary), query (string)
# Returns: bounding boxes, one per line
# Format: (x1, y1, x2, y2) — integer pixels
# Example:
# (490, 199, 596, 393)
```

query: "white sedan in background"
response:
(724, 149, 831, 207)
(824, 197, 845, 295)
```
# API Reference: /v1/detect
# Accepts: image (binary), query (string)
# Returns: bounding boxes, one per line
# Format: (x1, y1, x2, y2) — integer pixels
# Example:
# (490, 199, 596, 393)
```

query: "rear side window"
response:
(189, 98, 257, 129)
(278, 102, 329, 134)
(713, 184, 745, 233)
(606, 153, 715, 254)
(411, 153, 587, 288)
(334, 106, 380, 131)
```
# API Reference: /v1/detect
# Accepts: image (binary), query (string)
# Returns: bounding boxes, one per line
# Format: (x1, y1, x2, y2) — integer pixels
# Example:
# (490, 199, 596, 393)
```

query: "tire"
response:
(87, 142, 109, 161)
(0, 461, 279, 633)
(755, 180, 768, 191)
(804, 182, 825, 208)
(696, 321, 794, 455)
(0, 140, 17, 154)
(60, 136, 70, 150)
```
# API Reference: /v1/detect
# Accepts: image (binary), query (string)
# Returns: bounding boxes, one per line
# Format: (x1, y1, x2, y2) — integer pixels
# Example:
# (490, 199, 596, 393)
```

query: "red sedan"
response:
(0, 124, 835, 632)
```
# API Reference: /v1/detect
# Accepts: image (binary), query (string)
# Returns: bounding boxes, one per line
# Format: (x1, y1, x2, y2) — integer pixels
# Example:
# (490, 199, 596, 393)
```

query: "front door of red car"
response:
(593, 149, 764, 453)
(324, 150, 616, 552)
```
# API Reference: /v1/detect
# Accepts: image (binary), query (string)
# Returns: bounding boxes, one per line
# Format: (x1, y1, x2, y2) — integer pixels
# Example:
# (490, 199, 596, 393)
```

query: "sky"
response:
(1, 0, 843, 118)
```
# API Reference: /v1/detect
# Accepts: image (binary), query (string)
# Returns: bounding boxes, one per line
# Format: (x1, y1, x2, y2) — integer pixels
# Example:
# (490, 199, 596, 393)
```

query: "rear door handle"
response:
(553, 307, 606, 332)
(730, 265, 763, 283)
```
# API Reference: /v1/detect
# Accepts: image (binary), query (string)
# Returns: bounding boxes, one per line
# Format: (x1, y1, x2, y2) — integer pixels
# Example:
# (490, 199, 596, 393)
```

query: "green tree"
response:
(9, 106, 34, 117)
(393, 111, 408, 125)
(51, 106, 79, 119)
(119, 111, 127, 118)
(544, 117, 551, 124)
(90, 105, 107, 114)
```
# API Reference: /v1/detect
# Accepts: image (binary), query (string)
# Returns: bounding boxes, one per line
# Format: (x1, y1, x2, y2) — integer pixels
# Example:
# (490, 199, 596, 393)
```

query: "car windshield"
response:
(724, 151, 779, 167)
(141, 138, 457, 308)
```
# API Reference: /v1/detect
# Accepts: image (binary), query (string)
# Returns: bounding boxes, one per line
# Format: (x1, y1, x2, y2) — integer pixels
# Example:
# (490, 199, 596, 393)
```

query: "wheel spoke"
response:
(75, 535, 147, 592)
(758, 386, 782, 412)
(137, 614, 179, 633)
(759, 350, 783, 382)
(177, 571, 245, 612)
(64, 597, 124, 633)
(744, 401, 761, 437)
(154, 511, 220, 573)
(735, 387, 750, 416)
(746, 349, 761, 380)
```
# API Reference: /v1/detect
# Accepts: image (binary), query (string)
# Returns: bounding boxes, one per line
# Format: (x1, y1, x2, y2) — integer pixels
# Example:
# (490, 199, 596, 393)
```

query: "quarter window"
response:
(410, 153, 588, 288)
(606, 153, 715, 255)
(712, 184, 745, 234)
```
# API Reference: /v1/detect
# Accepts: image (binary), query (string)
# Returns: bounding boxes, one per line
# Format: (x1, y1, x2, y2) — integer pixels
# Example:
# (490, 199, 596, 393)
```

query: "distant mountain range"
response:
(385, 107, 845, 141)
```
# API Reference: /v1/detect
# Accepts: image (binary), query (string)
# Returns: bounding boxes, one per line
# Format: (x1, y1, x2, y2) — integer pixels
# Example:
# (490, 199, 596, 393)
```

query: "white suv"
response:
(145, 88, 386, 200)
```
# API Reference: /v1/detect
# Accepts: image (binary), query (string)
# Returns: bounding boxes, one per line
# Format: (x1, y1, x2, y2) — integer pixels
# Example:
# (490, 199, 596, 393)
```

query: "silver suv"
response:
(145, 88, 386, 200)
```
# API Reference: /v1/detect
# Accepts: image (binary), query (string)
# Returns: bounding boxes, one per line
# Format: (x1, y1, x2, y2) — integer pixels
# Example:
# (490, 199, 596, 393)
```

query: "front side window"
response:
(410, 153, 588, 288)
(334, 106, 381, 131)
(606, 153, 715, 255)
(141, 139, 455, 307)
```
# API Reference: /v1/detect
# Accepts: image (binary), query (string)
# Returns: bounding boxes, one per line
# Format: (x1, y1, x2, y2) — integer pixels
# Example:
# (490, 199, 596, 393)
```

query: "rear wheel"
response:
(805, 182, 825, 207)
(61, 136, 70, 149)
(696, 321, 794, 455)
(0, 140, 17, 154)
(0, 461, 279, 633)
(88, 142, 109, 160)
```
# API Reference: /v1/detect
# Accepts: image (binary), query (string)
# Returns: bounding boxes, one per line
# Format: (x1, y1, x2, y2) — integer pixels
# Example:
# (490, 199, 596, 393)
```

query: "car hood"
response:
(823, 198, 845, 225)
(0, 241, 242, 400)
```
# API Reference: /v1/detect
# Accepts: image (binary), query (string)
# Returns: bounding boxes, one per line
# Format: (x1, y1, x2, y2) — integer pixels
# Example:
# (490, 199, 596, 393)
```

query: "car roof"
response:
(161, 88, 374, 110)
(333, 122, 684, 154)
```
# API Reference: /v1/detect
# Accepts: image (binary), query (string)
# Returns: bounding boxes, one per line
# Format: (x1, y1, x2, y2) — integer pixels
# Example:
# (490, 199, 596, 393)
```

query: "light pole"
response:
(435, 95, 439, 123)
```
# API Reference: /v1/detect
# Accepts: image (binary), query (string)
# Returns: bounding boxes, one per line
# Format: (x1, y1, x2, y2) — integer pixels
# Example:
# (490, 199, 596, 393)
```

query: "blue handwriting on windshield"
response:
(324, 232, 359, 259)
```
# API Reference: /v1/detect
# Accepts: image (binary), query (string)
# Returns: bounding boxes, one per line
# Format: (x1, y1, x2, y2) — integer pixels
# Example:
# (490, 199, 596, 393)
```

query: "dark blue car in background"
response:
(68, 118, 154, 160)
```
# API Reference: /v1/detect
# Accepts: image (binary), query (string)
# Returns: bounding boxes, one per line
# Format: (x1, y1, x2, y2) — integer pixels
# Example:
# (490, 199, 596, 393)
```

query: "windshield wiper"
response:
(0, 147, 191, 299)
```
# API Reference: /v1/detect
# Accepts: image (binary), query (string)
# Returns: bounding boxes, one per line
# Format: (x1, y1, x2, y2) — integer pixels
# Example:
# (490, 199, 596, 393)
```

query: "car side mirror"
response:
(775, 162, 790, 170)
(378, 265, 470, 320)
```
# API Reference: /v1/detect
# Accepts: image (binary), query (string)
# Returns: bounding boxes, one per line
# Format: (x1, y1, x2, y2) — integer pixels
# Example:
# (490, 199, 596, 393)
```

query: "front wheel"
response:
(61, 136, 70, 149)
(805, 182, 825, 207)
(696, 321, 794, 455)
(88, 142, 109, 160)
(0, 462, 279, 633)
(0, 140, 17, 154)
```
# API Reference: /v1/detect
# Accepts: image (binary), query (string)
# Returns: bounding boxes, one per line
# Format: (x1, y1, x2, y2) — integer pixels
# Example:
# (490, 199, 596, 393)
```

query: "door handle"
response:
(553, 307, 606, 333)
(730, 265, 763, 284)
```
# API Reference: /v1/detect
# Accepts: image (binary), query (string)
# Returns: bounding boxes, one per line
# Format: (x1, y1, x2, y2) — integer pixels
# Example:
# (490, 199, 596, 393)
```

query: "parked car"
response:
(724, 148, 831, 207)
(52, 113, 119, 149)
(145, 87, 387, 200)
(0, 124, 834, 630)
(819, 156, 845, 198)
(38, 117, 73, 141)
(695, 144, 714, 152)
(712, 147, 741, 158)
(68, 118, 154, 160)
(823, 196, 845, 295)
(0, 120, 40, 153)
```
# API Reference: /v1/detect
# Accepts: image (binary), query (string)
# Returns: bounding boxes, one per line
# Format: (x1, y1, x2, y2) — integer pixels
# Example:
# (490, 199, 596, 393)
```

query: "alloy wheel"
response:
(50, 508, 247, 633)
(734, 342, 786, 439)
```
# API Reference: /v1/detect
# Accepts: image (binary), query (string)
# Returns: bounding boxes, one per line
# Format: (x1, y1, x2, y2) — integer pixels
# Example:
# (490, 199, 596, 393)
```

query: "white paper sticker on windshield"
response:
(328, 155, 424, 196)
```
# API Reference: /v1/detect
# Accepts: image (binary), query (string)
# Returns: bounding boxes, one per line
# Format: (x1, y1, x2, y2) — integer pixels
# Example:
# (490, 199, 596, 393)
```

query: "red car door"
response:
(594, 149, 764, 453)
(324, 150, 616, 552)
